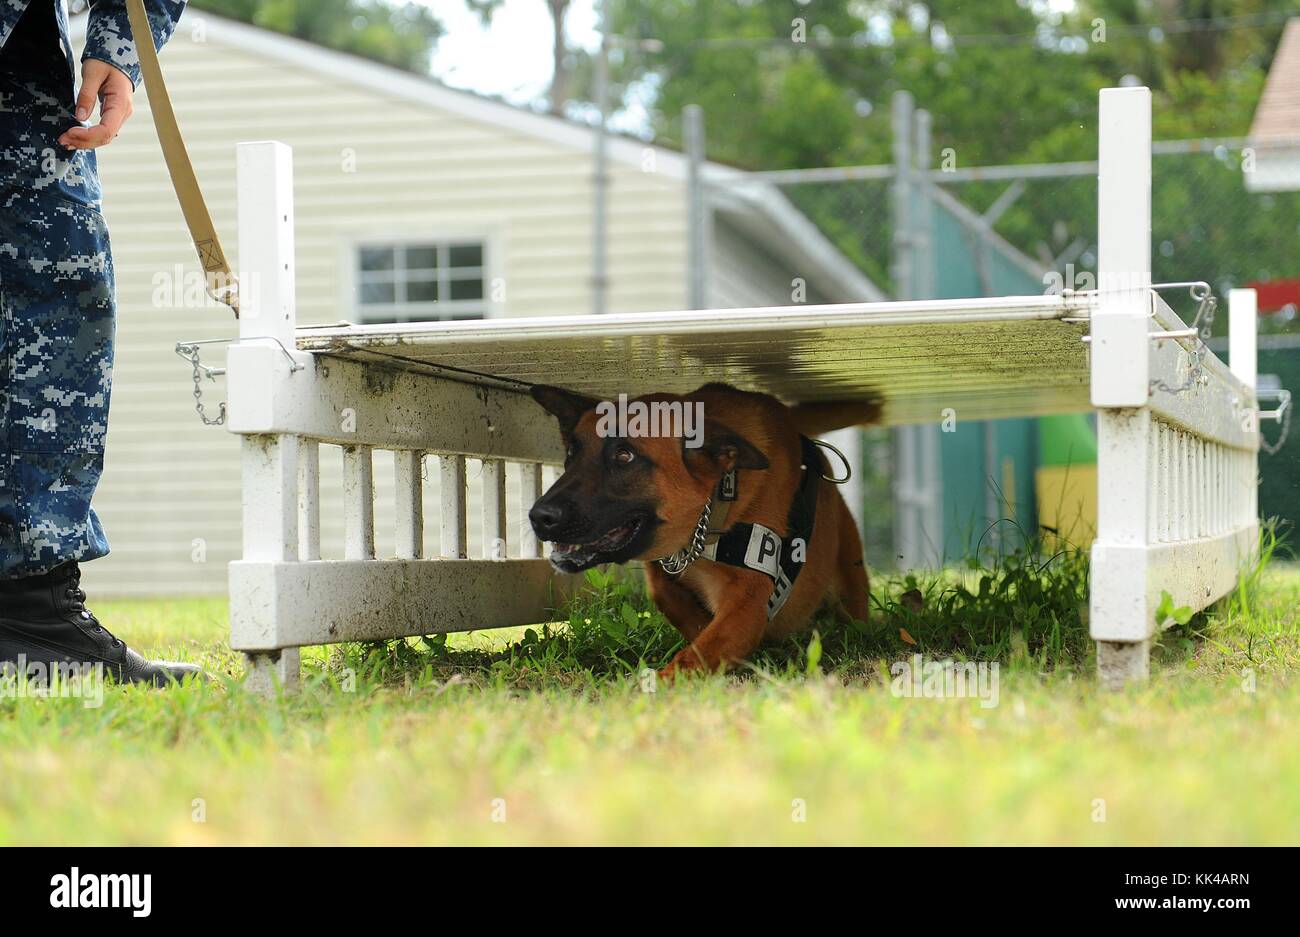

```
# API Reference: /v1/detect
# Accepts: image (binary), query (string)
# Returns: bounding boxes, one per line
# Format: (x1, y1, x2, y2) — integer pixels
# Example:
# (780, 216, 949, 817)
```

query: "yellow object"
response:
(1036, 464, 1097, 548)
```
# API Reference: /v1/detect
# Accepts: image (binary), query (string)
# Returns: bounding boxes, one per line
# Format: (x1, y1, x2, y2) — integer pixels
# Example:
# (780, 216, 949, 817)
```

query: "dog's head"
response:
(528, 385, 768, 573)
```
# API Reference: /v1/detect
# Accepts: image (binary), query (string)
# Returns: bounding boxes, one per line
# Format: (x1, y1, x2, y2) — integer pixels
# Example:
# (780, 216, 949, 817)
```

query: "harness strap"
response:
(701, 435, 822, 620)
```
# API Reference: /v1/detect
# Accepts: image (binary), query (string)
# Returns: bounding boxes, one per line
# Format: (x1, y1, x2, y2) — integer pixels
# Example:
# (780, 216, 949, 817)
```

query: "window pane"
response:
(360, 281, 395, 304)
(449, 277, 484, 301)
(404, 246, 438, 271)
(359, 247, 393, 271)
(448, 244, 482, 268)
(407, 276, 439, 303)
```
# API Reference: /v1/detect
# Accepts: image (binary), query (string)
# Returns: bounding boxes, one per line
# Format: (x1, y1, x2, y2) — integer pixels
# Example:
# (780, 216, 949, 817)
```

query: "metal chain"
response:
(1141, 284, 1290, 454)
(1190, 285, 1217, 342)
(1150, 283, 1217, 397)
(175, 343, 227, 426)
(1150, 345, 1211, 396)
(656, 499, 712, 576)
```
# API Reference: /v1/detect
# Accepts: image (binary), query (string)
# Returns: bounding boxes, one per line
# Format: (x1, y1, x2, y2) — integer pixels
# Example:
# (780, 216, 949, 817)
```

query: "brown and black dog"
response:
(529, 382, 881, 678)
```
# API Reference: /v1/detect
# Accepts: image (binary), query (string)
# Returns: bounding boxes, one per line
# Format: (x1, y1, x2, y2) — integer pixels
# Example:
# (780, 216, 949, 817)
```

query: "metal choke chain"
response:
(657, 499, 712, 575)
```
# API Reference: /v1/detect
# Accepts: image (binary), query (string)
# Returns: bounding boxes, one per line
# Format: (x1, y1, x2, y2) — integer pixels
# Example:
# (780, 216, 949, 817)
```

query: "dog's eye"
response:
(612, 446, 636, 465)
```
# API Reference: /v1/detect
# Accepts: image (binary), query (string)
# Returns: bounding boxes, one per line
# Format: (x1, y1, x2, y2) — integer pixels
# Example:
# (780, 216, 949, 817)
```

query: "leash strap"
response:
(702, 435, 822, 620)
(125, 0, 239, 317)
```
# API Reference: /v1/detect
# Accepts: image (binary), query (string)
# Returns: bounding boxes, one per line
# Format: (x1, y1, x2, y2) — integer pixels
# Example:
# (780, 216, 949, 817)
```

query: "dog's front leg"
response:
(660, 573, 772, 679)
(644, 566, 711, 643)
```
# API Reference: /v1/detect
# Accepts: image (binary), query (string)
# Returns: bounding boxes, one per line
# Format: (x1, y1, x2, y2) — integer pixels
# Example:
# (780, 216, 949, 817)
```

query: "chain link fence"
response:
(704, 132, 1300, 563)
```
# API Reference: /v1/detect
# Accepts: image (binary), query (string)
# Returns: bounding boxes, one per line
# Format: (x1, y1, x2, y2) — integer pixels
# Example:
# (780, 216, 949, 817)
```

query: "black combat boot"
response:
(0, 562, 203, 686)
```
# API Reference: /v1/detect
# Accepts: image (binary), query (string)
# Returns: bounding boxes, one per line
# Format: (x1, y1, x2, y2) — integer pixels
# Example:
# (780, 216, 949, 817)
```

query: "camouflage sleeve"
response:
(82, 0, 188, 88)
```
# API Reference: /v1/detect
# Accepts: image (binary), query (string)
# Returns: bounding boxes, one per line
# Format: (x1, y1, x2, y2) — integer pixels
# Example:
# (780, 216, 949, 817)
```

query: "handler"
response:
(0, 0, 199, 684)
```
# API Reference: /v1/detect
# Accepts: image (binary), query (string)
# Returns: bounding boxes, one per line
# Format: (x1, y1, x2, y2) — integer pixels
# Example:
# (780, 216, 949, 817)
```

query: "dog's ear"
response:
(693, 418, 769, 472)
(530, 384, 600, 435)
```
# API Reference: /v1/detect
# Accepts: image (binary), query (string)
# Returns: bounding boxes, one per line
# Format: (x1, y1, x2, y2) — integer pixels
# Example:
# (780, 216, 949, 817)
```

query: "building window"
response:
(355, 241, 486, 322)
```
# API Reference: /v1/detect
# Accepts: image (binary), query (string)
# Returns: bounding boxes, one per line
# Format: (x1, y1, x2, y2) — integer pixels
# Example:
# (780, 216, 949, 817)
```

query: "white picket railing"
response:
(225, 143, 569, 693)
(1088, 87, 1259, 687)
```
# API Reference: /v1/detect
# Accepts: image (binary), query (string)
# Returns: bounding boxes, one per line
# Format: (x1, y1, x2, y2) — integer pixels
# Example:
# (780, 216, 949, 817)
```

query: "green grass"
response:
(1, 540, 1298, 845)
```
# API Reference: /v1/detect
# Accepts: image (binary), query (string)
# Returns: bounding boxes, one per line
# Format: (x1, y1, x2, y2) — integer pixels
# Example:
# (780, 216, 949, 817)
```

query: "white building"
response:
(70, 11, 883, 596)
(1246, 17, 1300, 193)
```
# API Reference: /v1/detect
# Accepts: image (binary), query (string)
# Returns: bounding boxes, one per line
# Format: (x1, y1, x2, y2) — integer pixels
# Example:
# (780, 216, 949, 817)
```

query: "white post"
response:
(234, 140, 301, 693)
(520, 463, 544, 558)
(1228, 289, 1258, 392)
(1230, 290, 1261, 533)
(241, 435, 298, 564)
(298, 438, 321, 561)
(236, 141, 296, 348)
(1092, 87, 1152, 407)
(440, 454, 468, 558)
(1090, 86, 1154, 689)
(395, 450, 425, 560)
(482, 459, 507, 561)
(343, 445, 376, 561)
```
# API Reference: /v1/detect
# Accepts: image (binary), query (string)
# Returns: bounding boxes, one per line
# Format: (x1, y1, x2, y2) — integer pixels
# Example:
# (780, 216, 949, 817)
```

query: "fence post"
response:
(1228, 288, 1258, 391)
(1229, 288, 1260, 531)
(889, 91, 913, 299)
(592, 18, 611, 314)
(233, 140, 301, 693)
(912, 108, 943, 566)
(912, 109, 935, 302)
(684, 103, 708, 310)
(1090, 86, 1154, 689)
(890, 92, 916, 569)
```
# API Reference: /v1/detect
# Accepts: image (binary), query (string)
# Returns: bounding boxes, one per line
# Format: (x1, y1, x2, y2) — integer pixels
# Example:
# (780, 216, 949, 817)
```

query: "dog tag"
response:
(719, 470, 738, 501)
(743, 524, 781, 578)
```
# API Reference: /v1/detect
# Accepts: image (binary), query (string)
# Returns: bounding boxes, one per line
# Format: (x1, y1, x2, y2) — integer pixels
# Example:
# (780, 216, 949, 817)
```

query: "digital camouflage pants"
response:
(0, 59, 115, 578)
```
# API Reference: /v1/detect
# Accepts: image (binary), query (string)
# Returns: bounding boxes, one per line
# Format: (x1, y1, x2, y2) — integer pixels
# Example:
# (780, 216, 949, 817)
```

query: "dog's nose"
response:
(529, 500, 568, 538)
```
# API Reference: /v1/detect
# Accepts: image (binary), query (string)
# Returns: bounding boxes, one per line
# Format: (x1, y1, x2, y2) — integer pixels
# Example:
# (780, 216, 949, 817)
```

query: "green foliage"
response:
(343, 523, 1290, 689)
(344, 537, 1095, 686)
(1156, 589, 1195, 628)
(191, 0, 444, 71)
(605, 0, 1297, 167)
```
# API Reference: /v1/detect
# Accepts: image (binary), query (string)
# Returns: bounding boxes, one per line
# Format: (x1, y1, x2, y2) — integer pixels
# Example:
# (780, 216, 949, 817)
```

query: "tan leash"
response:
(125, 0, 239, 317)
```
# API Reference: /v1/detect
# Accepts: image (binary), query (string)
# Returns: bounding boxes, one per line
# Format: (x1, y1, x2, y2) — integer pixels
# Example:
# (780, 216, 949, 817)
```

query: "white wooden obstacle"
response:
(225, 87, 1260, 691)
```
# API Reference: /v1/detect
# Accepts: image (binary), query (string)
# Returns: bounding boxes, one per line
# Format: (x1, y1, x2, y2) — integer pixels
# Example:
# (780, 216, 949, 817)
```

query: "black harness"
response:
(701, 435, 822, 620)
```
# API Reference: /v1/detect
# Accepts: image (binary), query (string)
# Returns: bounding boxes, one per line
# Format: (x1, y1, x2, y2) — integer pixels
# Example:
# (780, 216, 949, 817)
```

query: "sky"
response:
(424, 0, 600, 107)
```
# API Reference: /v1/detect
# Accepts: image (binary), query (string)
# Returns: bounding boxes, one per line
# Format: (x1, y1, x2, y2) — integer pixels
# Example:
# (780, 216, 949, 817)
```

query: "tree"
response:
(601, 0, 1297, 166)
(191, 0, 444, 72)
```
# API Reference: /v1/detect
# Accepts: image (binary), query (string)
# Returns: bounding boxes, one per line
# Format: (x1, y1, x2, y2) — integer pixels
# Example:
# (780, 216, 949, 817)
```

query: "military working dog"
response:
(528, 382, 881, 678)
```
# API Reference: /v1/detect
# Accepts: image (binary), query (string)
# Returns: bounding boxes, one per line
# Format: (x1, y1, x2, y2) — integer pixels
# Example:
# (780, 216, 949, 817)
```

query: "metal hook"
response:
(810, 438, 852, 484)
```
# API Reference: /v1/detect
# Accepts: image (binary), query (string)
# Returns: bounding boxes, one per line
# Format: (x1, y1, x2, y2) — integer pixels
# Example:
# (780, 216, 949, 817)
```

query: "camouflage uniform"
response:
(0, 1, 184, 579)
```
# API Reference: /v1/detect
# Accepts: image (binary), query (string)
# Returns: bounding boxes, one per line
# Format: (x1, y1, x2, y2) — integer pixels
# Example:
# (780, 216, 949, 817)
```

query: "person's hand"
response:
(57, 58, 135, 150)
